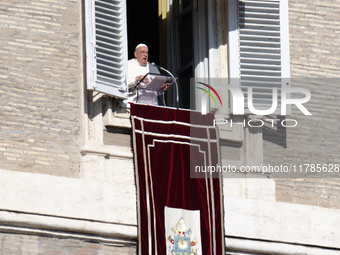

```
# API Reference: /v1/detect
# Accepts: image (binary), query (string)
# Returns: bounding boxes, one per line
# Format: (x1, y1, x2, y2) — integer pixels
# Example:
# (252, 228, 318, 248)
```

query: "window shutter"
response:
(229, 0, 290, 114)
(85, 0, 128, 99)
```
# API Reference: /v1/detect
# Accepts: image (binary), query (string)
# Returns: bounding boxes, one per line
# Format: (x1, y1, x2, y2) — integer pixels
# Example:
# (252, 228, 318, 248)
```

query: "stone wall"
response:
(263, 0, 340, 209)
(0, 0, 83, 177)
(0, 233, 136, 255)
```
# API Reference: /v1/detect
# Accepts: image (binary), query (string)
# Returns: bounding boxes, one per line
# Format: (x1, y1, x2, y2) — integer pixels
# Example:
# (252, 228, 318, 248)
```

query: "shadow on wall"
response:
(262, 116, 287, 148)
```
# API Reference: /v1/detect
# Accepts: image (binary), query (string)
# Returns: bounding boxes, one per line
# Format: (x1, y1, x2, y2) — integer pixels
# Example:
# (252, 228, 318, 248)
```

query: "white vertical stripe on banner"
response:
(206, 126, 217, 255)
(131, 116, 142, 255)
(140, 120, 153, 254)
(146, 142, 158, 255)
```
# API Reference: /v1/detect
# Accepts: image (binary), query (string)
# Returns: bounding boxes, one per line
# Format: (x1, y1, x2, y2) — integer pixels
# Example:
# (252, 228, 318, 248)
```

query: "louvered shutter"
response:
(229, 0, 290, 114)
(85, 0, 128, 99)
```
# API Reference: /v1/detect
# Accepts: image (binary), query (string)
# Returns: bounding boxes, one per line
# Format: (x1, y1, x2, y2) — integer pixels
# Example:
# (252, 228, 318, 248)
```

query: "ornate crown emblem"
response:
(168, 217, 198, 255)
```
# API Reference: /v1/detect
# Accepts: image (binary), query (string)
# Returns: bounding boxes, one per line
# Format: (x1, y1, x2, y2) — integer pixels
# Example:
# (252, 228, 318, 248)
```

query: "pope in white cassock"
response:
(126, 43, 172, 105)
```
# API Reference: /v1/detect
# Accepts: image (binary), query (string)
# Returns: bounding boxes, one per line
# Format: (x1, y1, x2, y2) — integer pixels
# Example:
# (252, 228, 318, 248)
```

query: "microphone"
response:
(151, 62, 179, 109)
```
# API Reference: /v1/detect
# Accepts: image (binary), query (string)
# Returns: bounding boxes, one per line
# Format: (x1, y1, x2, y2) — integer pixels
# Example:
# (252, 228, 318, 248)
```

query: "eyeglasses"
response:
(137, 51, 149, 55)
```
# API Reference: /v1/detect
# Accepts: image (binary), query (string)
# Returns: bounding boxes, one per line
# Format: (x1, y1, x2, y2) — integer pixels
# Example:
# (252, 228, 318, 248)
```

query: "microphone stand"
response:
(151, 63, 179, 109)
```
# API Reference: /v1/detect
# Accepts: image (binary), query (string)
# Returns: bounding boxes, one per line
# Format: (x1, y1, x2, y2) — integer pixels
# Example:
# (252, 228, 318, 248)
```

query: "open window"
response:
(85, 0, 161, 99)
(85, 0, 201, 108)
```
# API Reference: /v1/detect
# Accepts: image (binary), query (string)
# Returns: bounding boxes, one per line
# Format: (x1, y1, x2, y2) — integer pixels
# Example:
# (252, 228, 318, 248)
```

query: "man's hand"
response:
(161, 83, 172, 91)
(136, 75, 149, 84)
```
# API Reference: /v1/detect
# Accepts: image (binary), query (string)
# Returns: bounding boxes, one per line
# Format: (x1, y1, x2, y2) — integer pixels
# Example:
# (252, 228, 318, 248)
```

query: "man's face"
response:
(134, 46, 149, 66)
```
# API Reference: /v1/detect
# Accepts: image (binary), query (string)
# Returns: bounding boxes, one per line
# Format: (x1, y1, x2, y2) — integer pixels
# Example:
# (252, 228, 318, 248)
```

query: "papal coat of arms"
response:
(167, 217, 198, 255)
